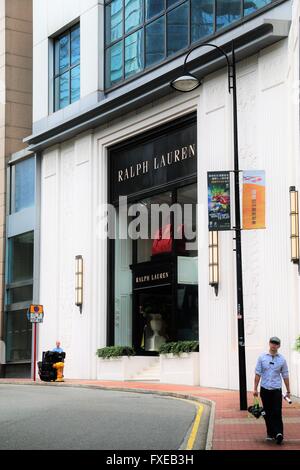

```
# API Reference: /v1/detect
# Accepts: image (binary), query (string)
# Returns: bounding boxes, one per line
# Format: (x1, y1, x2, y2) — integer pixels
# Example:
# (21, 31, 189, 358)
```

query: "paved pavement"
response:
(1, 378, 300, 451)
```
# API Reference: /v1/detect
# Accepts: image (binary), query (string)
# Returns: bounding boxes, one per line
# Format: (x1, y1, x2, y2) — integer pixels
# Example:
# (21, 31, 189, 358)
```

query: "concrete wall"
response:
(0, 0, 32, 368)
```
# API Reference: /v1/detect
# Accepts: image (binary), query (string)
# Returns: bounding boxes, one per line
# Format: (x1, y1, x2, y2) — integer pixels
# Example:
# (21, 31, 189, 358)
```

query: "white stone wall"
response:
(38, 3, 300, 392)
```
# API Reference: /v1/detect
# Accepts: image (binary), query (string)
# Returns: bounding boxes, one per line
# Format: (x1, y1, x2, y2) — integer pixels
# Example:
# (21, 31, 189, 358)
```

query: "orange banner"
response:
(243, 171, 266, 230)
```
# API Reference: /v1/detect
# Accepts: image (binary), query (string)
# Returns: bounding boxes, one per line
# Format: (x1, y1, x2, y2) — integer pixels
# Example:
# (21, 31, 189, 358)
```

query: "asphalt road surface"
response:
(0, 385, 209, 450)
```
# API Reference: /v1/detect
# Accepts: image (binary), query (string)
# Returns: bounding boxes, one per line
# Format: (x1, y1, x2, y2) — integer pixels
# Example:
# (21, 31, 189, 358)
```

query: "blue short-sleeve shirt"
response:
(255, 353, 289, 390)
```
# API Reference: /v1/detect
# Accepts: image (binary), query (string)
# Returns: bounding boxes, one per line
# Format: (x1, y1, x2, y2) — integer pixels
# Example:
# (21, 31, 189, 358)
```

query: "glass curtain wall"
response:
(5, 155, 36, 372)
(105, 0, 275, 87)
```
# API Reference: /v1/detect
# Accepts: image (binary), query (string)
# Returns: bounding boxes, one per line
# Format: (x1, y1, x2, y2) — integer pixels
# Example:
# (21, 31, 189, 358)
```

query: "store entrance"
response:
(109, 114, 198, 354)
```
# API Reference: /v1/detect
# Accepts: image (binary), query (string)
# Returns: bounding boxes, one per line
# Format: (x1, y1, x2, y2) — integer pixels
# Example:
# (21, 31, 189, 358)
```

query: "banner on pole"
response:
(242, 171, 266, 230)
(208, 171, 231, 231)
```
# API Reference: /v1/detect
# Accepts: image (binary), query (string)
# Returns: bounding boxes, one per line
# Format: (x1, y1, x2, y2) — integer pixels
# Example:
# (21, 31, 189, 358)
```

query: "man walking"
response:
(254, 336, 290, 445)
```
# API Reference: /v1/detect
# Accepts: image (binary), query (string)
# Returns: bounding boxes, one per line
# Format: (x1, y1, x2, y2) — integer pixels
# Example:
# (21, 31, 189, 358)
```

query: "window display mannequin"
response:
(145, 313, 166, 352)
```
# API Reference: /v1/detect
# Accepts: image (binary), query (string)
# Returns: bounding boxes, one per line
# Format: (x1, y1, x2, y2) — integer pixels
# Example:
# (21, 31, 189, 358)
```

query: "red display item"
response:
(152, 224, 186, 256)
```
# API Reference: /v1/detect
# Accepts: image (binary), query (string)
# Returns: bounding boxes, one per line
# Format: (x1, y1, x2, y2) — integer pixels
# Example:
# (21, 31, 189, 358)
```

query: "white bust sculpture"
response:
(146, 314, 166, 352)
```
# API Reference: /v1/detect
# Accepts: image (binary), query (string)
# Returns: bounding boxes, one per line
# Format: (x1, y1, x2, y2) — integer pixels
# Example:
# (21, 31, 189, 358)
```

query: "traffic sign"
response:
(27, 305, 44, 324)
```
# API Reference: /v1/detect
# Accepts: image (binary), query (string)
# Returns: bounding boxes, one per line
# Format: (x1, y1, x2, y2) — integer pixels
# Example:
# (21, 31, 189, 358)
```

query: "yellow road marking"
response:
(164, 396, 205, 450)
(186, 404, 204, 450)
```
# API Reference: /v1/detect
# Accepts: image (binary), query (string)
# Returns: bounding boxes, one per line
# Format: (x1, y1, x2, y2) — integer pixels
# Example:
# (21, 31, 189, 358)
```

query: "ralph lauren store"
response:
(108, 114, 198, 354)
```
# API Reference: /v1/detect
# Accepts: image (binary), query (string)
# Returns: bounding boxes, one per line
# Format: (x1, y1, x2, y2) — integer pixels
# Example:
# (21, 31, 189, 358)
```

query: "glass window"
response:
(6, 310, 32, 363)
(191, 0, 214, 43)
(125, 29, 144, 78)
(71, 25, 80, 65)
(125, 0, 143, 33)
(71, 65, 80, 103)
(11, 158, 35, 214)
(105, 0, 276, 87)
(8, 232, 34, 284)
(216, 0, 242, 30)
(145, 0, 164, 20)
(7, 286, 33, 304)
(106, 0, 123, 44)
(167, 2, 189, 56)
(167, 0, 180, 7)
(146, 16, 165, 67)
(106, 41, 123, 86)
(54, 24, 80, 111)
(244, 0, 272, 16)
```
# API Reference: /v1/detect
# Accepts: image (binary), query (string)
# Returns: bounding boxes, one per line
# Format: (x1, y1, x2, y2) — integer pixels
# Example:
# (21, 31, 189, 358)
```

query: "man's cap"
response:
(269, 336, 281, 345)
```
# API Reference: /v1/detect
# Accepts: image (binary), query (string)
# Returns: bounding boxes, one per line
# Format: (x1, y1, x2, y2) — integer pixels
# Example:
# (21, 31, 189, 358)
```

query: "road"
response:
(0, 385, 209, 450)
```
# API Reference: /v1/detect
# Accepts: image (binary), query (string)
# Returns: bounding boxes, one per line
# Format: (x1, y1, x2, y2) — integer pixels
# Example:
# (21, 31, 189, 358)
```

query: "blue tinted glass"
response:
(58, 33, 69, 71)
(125, 29, 144, 78)
(106, 41, 123, 86)
(71, 65, 80, 103)
(71, 26, 80, 65)
(106, 0, 123, 44)
(167, 2, 189, 56)
(145, 0, 164, 19)
(146, 16, 165, 67)
(167, 0, 179, 8)
(191, 0, 214, 43)
(216, 0, 242, 30)
(125, 0, 143, 33)
(244, 0, 272, 15)
(59, 71, 70, 109)
(14, 158, 35, 213)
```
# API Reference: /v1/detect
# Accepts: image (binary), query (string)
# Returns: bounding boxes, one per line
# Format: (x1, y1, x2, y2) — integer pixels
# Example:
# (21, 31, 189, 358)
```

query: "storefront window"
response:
(105, 0, 277, 87)
(110, 116, 198, 353)
(5, 310, 32, 363)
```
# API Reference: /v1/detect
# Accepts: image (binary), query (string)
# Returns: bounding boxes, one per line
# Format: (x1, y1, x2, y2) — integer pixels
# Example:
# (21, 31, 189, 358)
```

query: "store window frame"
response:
(53, 22, 80, 112)
(107, 113, 198, 350)
(104, 0, 285, 90)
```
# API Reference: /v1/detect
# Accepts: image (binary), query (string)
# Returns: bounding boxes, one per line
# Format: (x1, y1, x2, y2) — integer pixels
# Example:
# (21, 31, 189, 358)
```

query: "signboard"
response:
(208, 172, 231, 231)
(242, 171, 266, 230)
(110, 116, 197, 203)
(27, 305, 44, 324)
(132, 262, 173, 291)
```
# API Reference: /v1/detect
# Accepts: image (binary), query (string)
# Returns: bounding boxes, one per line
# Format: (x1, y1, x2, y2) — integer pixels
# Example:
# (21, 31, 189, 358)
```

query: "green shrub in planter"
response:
(159, 341, 199, 356)
(96, 346, 135, 359)
(295, 335, 300, 353)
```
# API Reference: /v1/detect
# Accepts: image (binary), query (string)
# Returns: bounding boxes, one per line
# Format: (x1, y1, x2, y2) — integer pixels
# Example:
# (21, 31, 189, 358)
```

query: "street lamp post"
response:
(171, 41, 248, 411)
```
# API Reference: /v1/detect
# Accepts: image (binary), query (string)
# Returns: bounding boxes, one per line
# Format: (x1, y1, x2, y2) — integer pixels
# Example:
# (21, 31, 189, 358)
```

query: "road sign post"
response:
(28, 305, 44, 382)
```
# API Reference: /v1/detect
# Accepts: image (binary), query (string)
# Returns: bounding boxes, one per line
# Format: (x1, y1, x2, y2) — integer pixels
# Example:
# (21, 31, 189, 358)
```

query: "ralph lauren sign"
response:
(132, 261, 173, 291)
(109, 116, 197, 203)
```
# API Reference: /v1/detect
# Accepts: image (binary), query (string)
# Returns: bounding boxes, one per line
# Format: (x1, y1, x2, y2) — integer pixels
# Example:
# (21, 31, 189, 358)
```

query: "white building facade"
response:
(25, 0, 300, 396)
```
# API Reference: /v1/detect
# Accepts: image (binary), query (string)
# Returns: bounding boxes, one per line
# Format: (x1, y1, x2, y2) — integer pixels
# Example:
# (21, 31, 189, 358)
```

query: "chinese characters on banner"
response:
(208, 172, 231, 231)
(242, 171, 266, 230)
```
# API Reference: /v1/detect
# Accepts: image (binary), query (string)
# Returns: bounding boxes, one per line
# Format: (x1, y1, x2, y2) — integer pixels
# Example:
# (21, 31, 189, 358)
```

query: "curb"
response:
(0, 380, 216, 450)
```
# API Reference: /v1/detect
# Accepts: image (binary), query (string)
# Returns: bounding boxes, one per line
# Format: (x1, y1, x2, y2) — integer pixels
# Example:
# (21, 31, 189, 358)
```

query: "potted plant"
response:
(96, 346, 158, 381)
(159, 341, 200, 386)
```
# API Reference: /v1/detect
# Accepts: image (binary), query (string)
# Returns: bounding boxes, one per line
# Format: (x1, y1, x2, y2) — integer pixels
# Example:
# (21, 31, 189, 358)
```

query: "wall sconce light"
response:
(209, 231, 219, 296)
(75, 255, 83, 312)
(290, 187, 299, 264)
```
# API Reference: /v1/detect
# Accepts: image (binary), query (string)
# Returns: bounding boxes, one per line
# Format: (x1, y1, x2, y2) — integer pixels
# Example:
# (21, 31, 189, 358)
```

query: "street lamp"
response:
(171, 41, 248, 411)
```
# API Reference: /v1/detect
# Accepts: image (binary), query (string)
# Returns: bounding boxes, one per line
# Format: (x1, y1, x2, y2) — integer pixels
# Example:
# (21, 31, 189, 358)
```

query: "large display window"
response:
(109, 115, 198, 354)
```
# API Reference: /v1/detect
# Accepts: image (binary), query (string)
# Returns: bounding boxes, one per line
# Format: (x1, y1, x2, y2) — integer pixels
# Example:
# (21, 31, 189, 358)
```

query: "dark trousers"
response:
(260, 387, 283, 437)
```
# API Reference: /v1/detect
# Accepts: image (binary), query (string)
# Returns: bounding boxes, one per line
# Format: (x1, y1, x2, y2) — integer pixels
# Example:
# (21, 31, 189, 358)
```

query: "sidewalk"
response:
(1, 378, 300, 450)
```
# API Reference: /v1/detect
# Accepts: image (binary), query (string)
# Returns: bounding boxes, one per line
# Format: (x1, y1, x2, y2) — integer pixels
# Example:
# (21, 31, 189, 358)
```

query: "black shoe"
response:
(265, 435, 274, 441)
(276, 433, 283, 445)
